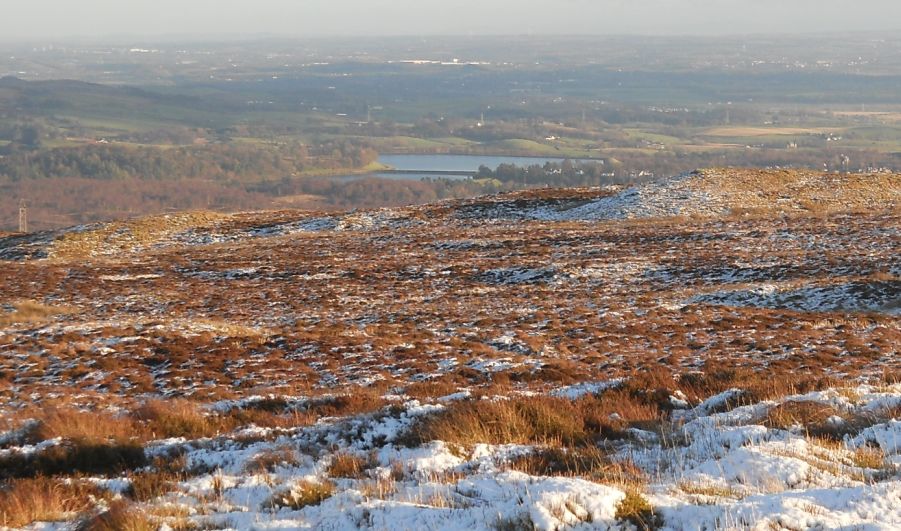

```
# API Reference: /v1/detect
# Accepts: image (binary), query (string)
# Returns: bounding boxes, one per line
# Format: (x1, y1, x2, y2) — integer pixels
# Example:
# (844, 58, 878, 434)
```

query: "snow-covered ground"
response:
(5, 384, 898, 530)
(690, 280, 901, 316)
(1, 170, 898, 529)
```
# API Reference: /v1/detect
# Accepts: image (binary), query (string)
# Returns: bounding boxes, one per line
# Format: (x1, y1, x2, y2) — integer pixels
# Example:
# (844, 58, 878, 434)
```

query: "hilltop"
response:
(3, 168, 899, 261)
(449, 168, 900, 222)
(0, 168, 898, 529)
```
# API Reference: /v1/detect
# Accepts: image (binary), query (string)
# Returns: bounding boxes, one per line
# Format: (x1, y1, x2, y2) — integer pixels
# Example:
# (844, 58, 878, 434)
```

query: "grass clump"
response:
(134, 400, 228, 439)
(0, 477, 101, 528)
(126, 469, 180, 502)
(762, 400, 860, 439)
(326, 452, 373, 479)
(33, 408, 141, 444)
(404, 397, 590, 447)
(76, 501, 157, 531)
(851, 446, 888, 470)
(676, 368, 841, 411)
(303, 391, 388, 419)
(615, 488, 662, 530)
(764, 401, 842, 430)
(263, 480, 335, 510)
(0, 407, 149, 479)
(403, 393, 660, 449)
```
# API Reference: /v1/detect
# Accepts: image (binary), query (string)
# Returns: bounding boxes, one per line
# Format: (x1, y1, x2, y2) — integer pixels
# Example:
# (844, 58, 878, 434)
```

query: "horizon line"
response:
(2, 29, 901, 46)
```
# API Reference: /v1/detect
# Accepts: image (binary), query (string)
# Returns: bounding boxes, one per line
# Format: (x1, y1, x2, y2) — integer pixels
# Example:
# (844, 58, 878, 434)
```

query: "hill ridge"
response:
(1, 167, 898, 261)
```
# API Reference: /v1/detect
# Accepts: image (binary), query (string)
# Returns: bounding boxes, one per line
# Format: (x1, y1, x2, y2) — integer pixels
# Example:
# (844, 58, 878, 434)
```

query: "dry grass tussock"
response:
(0, 477, 103, 528)
(1, 395, 392, 480)
(678, 481, 744, 499)
(133, 398, 322, 438)
(76, 501, 157, 531)
(127, 465, 183, 503)
(615, 488, 663, 530)
(359, 477, 398, 500)
(0, 409, 149, 479)
(134, 399, 232, 440)
(20, 402, 259, 446)
(31, 407, 140, 444)
(327, 452, 375, 479)
(764, 401, 844, 431)
(849, 446, 889, 470)
(27, 401, 248, 442)
(301, 391, 389, 419)
(403, 393, 660, 448)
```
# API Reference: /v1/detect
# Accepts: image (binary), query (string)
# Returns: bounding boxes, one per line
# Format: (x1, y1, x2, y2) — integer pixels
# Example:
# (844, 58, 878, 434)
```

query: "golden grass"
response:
(850, 447, 888, 470)
(615, 488, 662, 530)
(0, 300, 73, 326)
(404, 393, 661, 449)
(0, 477, 101, 528)
(134, 400, 229, 440)
(762, 401, 858, 439)
(33, 407, 139, 444)
(77, 501, 157, 531)
(326, 452, 373, 479)
(696, 169, 901, 216)
(405, 397, 591, 448)
(677, 369, 842, 412)
(0, 409, 149, 480)
(50, 211, 225, 261)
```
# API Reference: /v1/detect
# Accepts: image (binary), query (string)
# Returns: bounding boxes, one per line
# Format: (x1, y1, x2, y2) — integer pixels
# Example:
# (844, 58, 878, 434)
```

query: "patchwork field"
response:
(702, 127, 842, 137)
(0, 169, 898, 530)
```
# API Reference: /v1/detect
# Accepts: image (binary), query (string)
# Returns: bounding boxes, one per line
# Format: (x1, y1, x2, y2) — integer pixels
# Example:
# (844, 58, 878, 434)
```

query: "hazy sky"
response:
(4, 0, 901, 41)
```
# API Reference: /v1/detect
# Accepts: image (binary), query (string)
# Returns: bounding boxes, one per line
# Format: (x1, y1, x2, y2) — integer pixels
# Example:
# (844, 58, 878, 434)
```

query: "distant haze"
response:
(4, 0, 901, 41)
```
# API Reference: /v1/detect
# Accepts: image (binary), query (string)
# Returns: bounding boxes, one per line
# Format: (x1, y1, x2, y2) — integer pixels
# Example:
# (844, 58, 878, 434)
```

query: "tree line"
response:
(0, 140, 378, 182)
